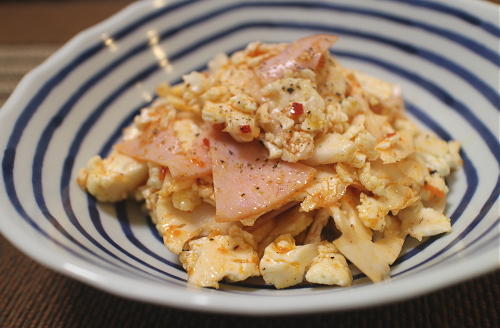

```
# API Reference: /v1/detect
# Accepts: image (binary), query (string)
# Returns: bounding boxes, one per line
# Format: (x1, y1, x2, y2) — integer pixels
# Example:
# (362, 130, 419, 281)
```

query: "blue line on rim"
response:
(393, 177, 500, 277)
(414, 220, 499, 274)
(80, 47, 476, 287)
(1, 1, 496, 290)
(0, 0, 199, 277)
(52, 23, 495, 271)
(115, 202, 185, 271)
(390, 103, 477, 265)
(52, 69, 188, 283)
(332, 48, 499, 160)
(4, 1, 496, 243)
(384, 0, 500, 38)
(250, 1, 499, 66)
(40, 25, 493, 283)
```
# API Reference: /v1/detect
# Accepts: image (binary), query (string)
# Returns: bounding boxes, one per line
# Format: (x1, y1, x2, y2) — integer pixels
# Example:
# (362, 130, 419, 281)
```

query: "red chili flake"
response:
(385, 132, 397, 138)
(290, 102, 304, 119)
(213, 122, 226, 131)
(160, 166, 169, 180)
(202, 138, 210, 147)
(240, 125, 252, 133)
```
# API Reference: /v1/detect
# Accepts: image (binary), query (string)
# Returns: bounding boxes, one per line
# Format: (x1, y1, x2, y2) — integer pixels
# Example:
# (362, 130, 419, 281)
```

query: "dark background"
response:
(1, 1, 499, 327)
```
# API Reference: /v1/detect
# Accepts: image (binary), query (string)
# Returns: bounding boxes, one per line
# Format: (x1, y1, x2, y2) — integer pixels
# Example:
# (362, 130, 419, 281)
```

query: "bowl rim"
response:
(0, 0, 498, 315)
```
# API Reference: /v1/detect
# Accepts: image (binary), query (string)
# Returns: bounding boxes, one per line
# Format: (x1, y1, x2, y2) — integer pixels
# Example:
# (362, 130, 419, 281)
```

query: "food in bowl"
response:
(77, 34, 462, 289)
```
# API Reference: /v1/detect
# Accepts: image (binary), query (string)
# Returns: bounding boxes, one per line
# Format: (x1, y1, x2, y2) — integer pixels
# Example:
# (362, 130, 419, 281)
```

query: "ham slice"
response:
(257, 34, 337, 83)
(210, 130, 316, 222)
(115, 120, 211, 179)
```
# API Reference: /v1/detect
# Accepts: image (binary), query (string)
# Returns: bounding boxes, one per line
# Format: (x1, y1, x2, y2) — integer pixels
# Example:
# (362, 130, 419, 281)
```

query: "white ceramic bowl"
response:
(1, 0, 498, 315)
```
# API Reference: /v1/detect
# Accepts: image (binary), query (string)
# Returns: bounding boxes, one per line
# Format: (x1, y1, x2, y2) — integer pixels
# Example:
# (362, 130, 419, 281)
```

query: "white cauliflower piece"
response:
(354, 70, 395, 101)
(202, 101, 259, 142)
(258, 206, 313, 254)
(331, 193, 405, 282)
(303, 208, 330, 244)
(148, 172, 235, 254)
(300, 167, 347, 212)
(208, 53, 229, 73)
(421, 173, 448, 212)
(183, 71, 209, 94)
(229, 94, 257, 114)
(375, 129, 414, 164)
(415, 132, 462, 176)
(259, 234, 318, 289)
(305, 241, 352, 286)
(171, 188, 202, 212)
(364, 112, 394, 142)
(307, 114, 376, 167)
(399, 202, 451, 241)
(358, 160, 419, 213)
(307, 133, 356, 165)
(357, 193, 388, 231)
(180, 234, 260, 288)
(77, 150, 148, 202)
(258, 77, 326, 162)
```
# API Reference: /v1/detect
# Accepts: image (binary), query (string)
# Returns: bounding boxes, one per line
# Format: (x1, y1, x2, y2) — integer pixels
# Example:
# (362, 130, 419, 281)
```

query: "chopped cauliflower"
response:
(180, 233, 260, 288)
(399, 202, 451, 241)
(258, 77, 326, 162)
(78, 34, 462, 289)
(415, 132, 462, 176)
(300, 167, 347, 212)
(305, 241, 352, 286)
(259, 234, 318, 289)
(303, 208, 331, 244)
(77, 150, 148, 202)
(258, 207, 313, 254)
(357, 193, 389, 231)
(331, 193, 406, 282)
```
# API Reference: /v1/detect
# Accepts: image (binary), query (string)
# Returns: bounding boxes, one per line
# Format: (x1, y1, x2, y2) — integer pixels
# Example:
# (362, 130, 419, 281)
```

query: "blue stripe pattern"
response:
(1, 0, 498, 296)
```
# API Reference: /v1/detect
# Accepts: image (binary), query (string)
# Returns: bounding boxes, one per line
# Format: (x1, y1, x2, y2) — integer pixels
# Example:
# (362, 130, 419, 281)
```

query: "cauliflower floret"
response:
(354, 70, 395, 101)
(415, 132, 462, 176)
(143, 170, 235, 254)
(258, 77, 326, 162)
(399, 202, 451, 241)
(358, 160, 420, 213)
(300, 167, 347, 212)
(196, 176, 216, 207)
(208, 53, 229, 73)
(202, 101, 259, 142)
(171, 188, 202, 212)
(305, 241, 352, 286)
(183, 71, 209, 94)
(331, 193, 405, 282)
(325, 103, 349, 133)
(180, 233, 260, 288)
(259, 234, 318, 289)
(77, 151, 148, 202)
(421, 173, 448, 212)
(307, 115, 376, 167)
(316, 57, 348, 101)
(307, 133, 356, 165)
(357, 193, 388, 231)
(229, 94, 258, 114)
(375, 129, 414, 164)
(258, 207, 313, 254)
(364, 112, 394, 142)
(160, 173, 202, 212)
(304, 208, 330, 244)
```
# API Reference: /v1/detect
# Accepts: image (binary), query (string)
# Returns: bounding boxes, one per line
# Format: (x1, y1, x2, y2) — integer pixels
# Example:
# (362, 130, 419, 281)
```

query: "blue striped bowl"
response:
(0, 0, 498, 315)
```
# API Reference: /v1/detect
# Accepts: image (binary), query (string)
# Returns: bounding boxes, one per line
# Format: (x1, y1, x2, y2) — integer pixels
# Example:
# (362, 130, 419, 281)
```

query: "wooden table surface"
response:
(1, 1, 499, 327)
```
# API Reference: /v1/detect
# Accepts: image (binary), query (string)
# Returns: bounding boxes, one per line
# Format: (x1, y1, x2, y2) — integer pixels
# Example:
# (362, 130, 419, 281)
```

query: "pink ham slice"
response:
(257, 34, 337, 83)
(115, 121, 211, 179)
(210, 130, 316, 222)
